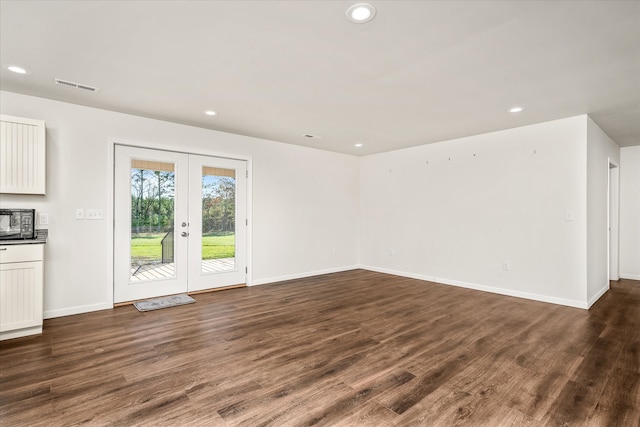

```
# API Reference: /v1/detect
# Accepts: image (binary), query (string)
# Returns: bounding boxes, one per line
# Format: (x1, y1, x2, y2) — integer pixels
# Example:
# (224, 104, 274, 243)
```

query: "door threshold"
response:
(188, 283, 246, 295)
(114, 284, 246, 307)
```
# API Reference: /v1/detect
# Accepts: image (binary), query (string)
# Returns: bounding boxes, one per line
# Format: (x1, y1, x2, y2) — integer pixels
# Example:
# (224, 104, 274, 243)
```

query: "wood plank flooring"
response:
(1, 270, 638, 426)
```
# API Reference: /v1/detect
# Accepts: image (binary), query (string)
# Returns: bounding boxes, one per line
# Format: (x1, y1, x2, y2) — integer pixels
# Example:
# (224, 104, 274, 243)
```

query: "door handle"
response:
(181, 232, 189, 237)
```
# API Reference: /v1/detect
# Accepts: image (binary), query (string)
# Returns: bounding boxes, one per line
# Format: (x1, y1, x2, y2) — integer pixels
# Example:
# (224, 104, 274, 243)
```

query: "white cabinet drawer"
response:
(0, 244, 44, 263)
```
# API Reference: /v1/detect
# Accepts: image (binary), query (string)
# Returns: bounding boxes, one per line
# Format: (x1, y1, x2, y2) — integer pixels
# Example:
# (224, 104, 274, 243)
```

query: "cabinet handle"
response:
(0, 248, 7, 251)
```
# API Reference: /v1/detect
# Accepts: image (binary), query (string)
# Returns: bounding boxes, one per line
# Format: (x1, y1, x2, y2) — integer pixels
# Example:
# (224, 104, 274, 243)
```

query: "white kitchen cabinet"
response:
(0, 244, 44, 340)
(0, 115, 46, 195)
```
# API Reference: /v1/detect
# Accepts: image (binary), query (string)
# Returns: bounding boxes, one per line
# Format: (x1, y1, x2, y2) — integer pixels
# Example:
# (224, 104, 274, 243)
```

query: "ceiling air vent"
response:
(54, 78, 99, 92)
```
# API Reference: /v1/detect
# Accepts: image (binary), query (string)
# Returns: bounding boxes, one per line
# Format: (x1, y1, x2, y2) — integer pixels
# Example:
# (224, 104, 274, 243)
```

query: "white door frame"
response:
(608, 159, 619, 281)
(106, 138, 253, 306)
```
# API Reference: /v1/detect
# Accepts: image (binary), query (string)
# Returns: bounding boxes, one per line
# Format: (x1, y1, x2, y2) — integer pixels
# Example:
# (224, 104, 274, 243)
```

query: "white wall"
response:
(620, 145, 640, 279)
(359, 116, 590, 308)
(0, 91, 359, 318)
(586, 117, 620, 305)
(1, 90, 630, 316)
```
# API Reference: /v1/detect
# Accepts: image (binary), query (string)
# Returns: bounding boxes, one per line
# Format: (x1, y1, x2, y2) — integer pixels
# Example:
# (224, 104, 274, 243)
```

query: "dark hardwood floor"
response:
(1, 270, 638, 426)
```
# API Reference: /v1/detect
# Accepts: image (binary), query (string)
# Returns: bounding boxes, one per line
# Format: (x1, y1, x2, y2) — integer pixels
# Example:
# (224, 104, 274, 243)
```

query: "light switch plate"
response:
(86, 209, 104, 220)
(76, 209, 84, 220)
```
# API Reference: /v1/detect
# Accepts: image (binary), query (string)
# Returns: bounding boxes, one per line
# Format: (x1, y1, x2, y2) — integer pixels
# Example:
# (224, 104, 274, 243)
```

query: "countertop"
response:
(0, 229, 48, 245)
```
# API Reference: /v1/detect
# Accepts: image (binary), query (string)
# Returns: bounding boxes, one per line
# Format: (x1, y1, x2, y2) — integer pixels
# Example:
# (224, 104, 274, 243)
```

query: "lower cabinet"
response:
(0, 244, 44, 340)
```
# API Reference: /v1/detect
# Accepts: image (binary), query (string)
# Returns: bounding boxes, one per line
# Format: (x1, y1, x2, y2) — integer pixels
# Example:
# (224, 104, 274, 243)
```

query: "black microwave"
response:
(0, 209, 36, 240)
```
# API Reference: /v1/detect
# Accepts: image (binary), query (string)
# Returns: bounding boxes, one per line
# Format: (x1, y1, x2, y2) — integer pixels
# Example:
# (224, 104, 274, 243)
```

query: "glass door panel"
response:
(129, 160, 176, 282)
(188, 155, 247, 292)
(201, 166, 236, 274)
(114, 146, 189, 303)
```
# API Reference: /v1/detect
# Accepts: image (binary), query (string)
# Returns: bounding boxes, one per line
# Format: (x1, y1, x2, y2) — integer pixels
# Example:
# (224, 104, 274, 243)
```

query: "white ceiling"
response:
(1, 1, 638, 155)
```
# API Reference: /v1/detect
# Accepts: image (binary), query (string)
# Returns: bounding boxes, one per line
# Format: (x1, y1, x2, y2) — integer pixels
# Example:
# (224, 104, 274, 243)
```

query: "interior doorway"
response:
(608, 160, 619, 281)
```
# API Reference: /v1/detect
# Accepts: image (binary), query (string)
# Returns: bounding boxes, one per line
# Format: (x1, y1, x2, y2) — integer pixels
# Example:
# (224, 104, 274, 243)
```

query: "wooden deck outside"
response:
(130, 257, 235, 281)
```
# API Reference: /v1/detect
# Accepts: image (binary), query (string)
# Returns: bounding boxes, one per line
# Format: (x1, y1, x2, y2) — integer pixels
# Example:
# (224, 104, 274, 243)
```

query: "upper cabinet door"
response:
(0, 115, 46, 195)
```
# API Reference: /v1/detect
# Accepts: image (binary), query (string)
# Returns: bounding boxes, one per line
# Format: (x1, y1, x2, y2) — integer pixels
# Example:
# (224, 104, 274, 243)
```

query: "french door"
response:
(114, 145, 247, 303)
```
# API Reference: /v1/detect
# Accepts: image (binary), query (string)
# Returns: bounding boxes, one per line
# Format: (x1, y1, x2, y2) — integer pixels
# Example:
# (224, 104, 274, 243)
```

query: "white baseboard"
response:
(620, 273, 640, 281)
(250, 265, 359, 287)
(43, 266, 360, 318)
(359, 265, 589, 309)
(0, 325, 42, 341)
(44, 302, 113, 319)
(587, 285, 610, 308)
(44, 265, 608, 318)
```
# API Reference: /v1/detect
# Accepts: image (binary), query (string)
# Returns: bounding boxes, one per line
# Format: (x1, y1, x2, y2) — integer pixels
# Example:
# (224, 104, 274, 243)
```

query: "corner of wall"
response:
(360, 115, 592, 307)
(585, 117, 621, 306)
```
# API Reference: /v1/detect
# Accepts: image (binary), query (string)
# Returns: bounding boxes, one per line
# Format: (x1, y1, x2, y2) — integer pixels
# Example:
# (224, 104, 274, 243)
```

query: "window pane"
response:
(201, 167, 236, 274)
(129, 161, 176, 282)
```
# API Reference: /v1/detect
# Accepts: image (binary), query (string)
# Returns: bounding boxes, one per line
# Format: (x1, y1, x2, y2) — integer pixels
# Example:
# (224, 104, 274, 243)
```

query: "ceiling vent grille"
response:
(54, 78, 99, 92)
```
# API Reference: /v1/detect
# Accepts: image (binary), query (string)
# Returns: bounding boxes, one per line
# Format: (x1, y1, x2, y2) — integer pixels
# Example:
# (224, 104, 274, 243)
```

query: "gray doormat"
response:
(133, 294, 196, 312)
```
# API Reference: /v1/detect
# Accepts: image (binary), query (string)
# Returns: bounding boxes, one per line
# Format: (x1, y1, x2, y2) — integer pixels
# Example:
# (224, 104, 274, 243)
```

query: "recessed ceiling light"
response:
(346, 3, 377, 23)
(509, 107, 524, 113)
(354, 143, 363, 147)
(6, 65, 29, 74)
(204, 110, 217, 116)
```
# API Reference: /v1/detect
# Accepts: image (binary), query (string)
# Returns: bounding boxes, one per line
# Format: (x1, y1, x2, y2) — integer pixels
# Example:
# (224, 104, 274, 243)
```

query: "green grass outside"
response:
(131, 231, 235, 263)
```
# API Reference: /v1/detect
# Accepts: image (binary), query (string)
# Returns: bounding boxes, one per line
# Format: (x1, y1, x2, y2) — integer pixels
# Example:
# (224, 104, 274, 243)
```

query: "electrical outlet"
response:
(39, 213, 49, 225)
